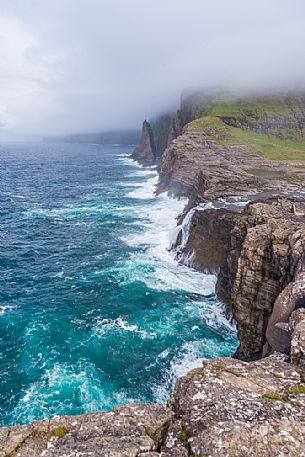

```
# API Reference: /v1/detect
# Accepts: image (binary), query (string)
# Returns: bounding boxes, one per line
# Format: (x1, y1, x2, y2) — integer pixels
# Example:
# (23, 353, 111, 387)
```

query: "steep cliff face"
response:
(223, 199, 305, 360)
(158, 95, 305, 360)
(173, 197, 305, 361)
(132, 91, 214, 166)
(131, 120, 156, 166)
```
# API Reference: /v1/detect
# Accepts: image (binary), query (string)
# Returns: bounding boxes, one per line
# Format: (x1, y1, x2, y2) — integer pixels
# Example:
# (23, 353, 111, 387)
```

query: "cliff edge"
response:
(2, 313, 305, 456)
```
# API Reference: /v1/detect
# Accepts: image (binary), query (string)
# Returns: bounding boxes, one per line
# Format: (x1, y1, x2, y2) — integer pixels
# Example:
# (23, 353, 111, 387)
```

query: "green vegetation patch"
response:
(288, 385, 305, 395)
(263, 392, 285, 401)
(48, 426, 70, 439)
(190, 115, 305, 161)
(178, 431, 190, 443)
(190, 370, 204, 377)
(210, 97, 293, 119)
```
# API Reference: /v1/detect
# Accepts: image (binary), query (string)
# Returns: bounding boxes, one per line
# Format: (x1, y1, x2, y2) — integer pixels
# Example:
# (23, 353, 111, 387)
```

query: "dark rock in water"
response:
(173, 208, 237, 273)
(131, 120, 156, 166)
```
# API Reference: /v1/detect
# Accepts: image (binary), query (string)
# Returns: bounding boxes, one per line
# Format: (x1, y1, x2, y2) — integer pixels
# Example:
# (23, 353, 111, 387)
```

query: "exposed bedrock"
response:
(156, 119, 305, 202)
(3, 344, 305, 456)
(173, 197, 305, 361)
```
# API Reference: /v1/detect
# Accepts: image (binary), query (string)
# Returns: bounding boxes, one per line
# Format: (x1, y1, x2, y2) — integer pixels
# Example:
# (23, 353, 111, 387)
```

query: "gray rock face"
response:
(290, 308, 305, 375)
(0, 404, 173, 457)
(227, 198, 305, 360)
(170, 353, 305, 457)
(3, 352, 305, 456)
(131, 121, 156, 166)
(174, 197, 305, 361)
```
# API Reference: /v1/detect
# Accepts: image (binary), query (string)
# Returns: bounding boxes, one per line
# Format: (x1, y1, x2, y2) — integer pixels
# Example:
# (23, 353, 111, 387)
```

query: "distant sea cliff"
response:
(43, 128, 140, 145)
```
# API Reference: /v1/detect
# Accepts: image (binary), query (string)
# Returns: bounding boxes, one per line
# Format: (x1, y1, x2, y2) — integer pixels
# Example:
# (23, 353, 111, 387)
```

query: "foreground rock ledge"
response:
(2, 348, 305, 456)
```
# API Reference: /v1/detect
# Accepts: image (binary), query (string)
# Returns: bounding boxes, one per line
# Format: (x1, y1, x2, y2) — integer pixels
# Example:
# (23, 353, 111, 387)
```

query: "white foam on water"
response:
(116, 159, 237, 401)
(11, 361, 126, 424)
(117, 156, 142, 167)
(152, 341, 205, 404)
(118, 167, 217, 295)
(92, 317, 156, 339)
(126, 175, 159, 199)
(127, 170, 157, 178)
(23, 203, 139, 221)
(0, 305, 15, 316)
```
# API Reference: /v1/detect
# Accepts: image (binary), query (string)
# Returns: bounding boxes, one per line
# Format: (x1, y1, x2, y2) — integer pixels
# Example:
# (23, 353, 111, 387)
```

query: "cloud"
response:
(0, 0, 304, 137)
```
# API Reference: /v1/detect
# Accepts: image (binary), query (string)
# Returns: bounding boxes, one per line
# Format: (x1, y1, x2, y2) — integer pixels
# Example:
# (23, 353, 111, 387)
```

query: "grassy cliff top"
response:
(209, 96, 303, 118)
(190, 115, 305, 161)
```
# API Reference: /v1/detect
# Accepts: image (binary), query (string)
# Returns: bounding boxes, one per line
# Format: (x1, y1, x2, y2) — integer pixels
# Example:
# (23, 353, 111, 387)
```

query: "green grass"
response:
(190, 116, 305, 161)
(210, 97, 293, 118)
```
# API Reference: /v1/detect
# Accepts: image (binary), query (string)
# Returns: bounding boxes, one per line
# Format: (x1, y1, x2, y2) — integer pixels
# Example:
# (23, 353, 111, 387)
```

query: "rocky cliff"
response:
(3, 313, 305, 456)
(159, 96, 305, 361)
(3, 94, 305, 456)
(131, 90, 214, 166)
(131, 120, 156, 166)
(174, 198, 305, 360)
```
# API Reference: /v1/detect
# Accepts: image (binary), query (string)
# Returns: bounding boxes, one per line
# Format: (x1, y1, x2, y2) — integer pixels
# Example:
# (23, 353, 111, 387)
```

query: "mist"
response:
(0, 0, 304, 137)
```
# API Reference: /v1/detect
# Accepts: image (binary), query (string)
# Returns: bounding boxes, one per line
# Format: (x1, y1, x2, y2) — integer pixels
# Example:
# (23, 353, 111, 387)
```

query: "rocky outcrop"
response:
(157, 120, 305, 201)
(3, 347, 305, 456)
(173, 197, 305, 361)
(0, 404, 173, 457)
(226, 199, 305, 360)
(166, 110, 187, 147)
(131, 120, 156, 166)
(169, 351, 305, 457)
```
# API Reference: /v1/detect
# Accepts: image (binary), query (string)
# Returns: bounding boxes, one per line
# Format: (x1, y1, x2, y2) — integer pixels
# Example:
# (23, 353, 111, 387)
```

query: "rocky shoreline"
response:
(3, 95, 305, 456)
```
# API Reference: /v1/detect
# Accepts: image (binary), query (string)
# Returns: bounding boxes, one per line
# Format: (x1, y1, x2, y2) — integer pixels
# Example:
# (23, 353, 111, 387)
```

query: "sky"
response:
(0, 0, 304, 137)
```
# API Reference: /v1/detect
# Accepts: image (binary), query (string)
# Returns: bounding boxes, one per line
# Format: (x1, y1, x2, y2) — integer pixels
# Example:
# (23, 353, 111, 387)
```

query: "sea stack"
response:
(131, 120, 156, 166)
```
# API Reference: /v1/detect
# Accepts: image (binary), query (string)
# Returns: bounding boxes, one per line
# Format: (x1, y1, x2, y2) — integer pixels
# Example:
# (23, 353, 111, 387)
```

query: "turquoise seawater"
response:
(0, 142, 237, 427)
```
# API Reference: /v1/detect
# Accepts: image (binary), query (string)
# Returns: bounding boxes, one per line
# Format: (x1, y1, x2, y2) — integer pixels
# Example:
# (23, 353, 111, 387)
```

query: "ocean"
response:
(0, 142, 237, 427)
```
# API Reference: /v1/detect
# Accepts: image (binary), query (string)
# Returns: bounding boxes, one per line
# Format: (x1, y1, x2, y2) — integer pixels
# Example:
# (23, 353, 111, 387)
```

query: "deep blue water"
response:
(0, 142, 237, 427)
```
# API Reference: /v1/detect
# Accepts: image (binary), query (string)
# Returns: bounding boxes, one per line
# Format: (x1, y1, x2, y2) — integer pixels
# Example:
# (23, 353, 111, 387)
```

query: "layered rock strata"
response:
(173, 197, 305, 360)
(157, 123, 305, 201)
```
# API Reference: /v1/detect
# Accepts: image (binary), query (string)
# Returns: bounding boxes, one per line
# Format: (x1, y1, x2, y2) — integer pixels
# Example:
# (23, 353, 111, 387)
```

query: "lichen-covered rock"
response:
(0, 404, 173, 457)
(169, 353, 305, 456)
(290, 308, 305, 376)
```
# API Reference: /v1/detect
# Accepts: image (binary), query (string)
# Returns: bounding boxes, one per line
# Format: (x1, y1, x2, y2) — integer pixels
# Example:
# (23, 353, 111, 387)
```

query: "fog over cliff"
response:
(0, 0, 304, 137)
